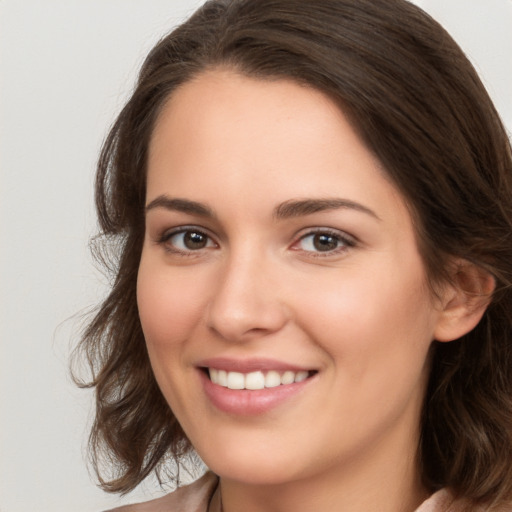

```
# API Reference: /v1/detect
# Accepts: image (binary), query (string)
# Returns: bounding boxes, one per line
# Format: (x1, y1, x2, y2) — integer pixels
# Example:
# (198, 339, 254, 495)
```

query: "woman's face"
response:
(137, 70, 444, 486)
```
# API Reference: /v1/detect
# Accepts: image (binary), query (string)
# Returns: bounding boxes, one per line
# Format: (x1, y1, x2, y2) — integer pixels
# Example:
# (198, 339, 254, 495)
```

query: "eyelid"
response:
(153, 224, 357, 257)
(157, 225, 219, 254)
(291, 227, 357, 255)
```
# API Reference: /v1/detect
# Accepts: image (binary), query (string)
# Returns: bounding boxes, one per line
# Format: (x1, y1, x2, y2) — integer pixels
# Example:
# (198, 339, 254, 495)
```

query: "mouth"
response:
(204, 368, 316, 390)
(197, 358, 318, 414)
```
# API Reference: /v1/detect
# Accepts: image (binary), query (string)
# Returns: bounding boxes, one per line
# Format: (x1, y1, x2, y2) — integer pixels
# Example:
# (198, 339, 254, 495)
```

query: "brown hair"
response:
(75, 0, 512, 504)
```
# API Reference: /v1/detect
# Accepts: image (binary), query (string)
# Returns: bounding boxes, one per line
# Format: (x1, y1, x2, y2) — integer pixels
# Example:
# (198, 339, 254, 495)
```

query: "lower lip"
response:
(199, 370, 314, 415)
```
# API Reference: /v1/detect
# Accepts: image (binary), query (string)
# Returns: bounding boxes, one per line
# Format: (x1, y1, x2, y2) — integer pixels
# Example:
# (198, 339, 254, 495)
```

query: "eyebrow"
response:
(145, 196, 216, 218)
(145, 195, 380, 221)
(274, 198, 381, 221)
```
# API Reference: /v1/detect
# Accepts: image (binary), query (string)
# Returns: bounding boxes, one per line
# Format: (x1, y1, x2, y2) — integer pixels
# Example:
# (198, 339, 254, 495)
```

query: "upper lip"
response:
(197, 357, 315, 373)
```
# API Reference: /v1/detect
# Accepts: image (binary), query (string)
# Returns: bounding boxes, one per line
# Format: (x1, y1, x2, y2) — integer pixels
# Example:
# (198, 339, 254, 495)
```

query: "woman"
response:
(76, 0, 512, 510)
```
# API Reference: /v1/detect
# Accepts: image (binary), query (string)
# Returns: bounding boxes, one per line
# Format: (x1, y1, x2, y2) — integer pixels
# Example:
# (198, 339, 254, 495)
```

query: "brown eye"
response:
(183, 231, 208, 249)
(163, 229, 216, 252)
(312, 233, 339, 251)
(295, 230, 355, 255)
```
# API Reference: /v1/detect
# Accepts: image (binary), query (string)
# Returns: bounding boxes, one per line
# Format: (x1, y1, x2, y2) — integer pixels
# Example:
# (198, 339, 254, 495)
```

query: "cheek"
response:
(136, 258, 210, 412)
(136, 259, 207, 350)
(293, 263, 437, 370)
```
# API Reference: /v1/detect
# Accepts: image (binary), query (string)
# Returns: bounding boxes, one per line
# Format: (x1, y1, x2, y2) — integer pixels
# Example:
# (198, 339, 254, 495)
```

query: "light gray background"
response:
(1, 1, 511, 511)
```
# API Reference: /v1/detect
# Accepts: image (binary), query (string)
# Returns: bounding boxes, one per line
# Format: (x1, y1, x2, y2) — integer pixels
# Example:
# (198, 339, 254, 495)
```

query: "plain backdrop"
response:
(1, 1, 511, 511)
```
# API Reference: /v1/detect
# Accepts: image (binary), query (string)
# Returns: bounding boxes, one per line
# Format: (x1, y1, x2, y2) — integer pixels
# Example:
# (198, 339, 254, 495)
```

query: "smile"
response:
(208, 368, 310, 390)
(198, 361, 318, 415)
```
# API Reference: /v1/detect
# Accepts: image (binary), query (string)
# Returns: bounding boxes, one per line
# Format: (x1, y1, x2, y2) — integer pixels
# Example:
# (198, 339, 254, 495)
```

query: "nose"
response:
(205, 252, 290, 342)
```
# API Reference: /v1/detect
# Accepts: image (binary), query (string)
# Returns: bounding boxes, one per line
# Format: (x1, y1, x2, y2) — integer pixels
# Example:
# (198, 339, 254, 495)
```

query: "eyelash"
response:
(157, 226, 356, 257)
(158, 226, 217, 256)
(292, 228, 356, 257)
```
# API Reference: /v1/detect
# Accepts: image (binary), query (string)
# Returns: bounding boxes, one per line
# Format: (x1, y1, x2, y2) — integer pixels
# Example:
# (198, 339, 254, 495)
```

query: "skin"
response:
(137, 69, 483, 512)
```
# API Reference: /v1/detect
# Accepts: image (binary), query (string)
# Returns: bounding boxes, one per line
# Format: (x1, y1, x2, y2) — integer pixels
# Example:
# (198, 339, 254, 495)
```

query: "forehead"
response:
(149, 69, 347, 165)
(146, 69, 408, 227)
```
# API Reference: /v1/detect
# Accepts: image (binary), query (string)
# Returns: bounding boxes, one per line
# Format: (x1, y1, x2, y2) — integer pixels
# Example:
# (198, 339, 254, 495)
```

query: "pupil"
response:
(313, 234, 338, 251)
(184, 231, 207, 249)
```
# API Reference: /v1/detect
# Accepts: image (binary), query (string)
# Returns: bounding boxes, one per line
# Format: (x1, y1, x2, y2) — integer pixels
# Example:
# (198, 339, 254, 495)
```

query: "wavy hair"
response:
(74, 0, 512, 504)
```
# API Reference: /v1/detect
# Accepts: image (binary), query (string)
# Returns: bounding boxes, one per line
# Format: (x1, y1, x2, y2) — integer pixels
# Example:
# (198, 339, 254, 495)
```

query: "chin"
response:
(192, 435, 302, 485)
(208, 458, 300, 486)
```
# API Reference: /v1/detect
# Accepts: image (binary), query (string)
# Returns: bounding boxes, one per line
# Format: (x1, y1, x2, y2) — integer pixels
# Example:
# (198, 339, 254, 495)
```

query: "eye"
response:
(160, 228, 216, 253)
(293, 229, 355, 255)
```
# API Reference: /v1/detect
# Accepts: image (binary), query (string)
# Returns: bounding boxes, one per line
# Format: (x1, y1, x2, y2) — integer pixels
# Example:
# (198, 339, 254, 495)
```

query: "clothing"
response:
(104, 472, 219, 512)
(105, 472, 508, 511)
(416, 490, 482, 512)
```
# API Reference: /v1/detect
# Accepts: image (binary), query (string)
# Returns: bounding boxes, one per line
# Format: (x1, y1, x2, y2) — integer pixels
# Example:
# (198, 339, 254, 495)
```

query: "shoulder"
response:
(416, 489, 512, 512)
(104, 472, 219, 512)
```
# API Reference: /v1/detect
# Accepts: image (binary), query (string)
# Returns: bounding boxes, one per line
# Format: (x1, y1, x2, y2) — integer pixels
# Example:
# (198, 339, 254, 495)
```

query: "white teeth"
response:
(245, 371, 265, 390)
(227, 371, 245, 390)
(295, 370, 308, 383)
(281, 371, 295, 385)
(265, 370, 281, 388)
(218, 370, 227, 386)
(208, 368, 311, 389)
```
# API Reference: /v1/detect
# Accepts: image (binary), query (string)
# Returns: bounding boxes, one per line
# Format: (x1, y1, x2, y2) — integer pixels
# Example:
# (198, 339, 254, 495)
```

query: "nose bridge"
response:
(206, 244, 288, 341)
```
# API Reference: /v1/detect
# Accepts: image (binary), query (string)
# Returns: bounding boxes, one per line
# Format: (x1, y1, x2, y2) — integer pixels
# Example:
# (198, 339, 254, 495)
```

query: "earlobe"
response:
(434, 260, 495, 343)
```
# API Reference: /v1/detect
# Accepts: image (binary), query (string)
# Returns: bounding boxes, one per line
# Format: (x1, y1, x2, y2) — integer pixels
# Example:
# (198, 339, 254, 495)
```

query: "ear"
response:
(434, 260, 495, 343)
